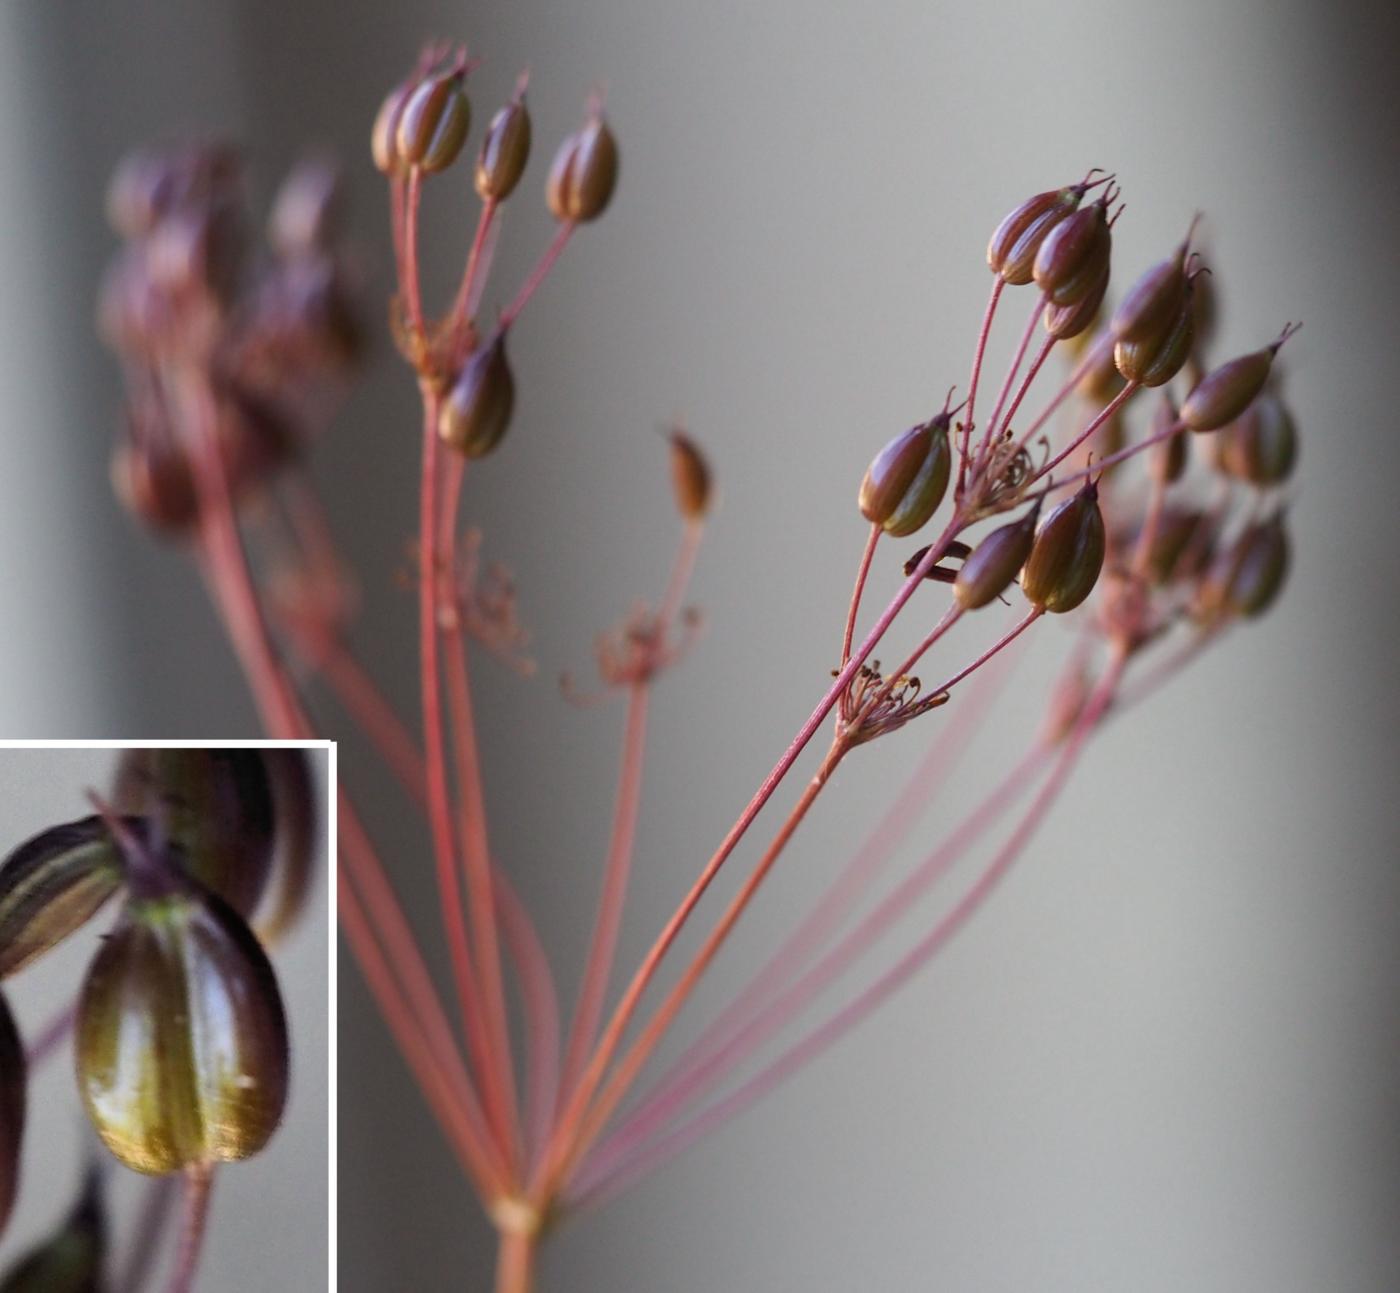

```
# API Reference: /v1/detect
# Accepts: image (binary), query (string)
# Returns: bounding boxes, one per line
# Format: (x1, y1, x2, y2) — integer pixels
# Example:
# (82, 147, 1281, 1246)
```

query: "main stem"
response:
(494, 1228, 537, 1293)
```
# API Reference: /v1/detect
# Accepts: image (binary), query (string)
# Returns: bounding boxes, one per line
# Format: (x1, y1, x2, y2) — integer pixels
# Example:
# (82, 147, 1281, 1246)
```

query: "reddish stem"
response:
(920, 605, 1044, 700)
(500, 222, 575, 329)
(1015, 330, 1113, 450)
(840, 524, 881, 674)
(165, 1163, 214, 1293)
(975, 295, 1045, 474)
(1036, 381, 1139, 482)
(959, 277, 1004, 490)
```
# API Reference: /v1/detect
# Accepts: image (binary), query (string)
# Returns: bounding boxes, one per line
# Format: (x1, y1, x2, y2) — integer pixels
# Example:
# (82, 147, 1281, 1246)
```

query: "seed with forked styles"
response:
(1045, 262, 1109, 341)
(1181, 327, 1297, 431)
(859, 417, 951, 537)
(76, 886, 289, 1176)
(668, 429, 712, 520)
(987, 184, 1086, 286)
(0, 990, 23, 1242)
(1111, 240, 1189, 346)
(476, 90, 532, 201)
(396, 73, 471, 174)
(954, 502, 1041, 610)
(546, 114, 619, 222)
(1033, 200, 1112, 307)
(0, 1163, 105, 1291)
(438, 332, 515, 458)
(1021, 480, 1105, 613)
(1212, 390, 1297, 485)
(0, 817, 125, 979)
(1114, 287, 1195, 388)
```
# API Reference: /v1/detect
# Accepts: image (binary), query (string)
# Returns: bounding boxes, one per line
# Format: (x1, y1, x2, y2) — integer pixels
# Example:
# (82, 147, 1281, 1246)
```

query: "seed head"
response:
(1180, 324, 1299, 431)
(987, 178, 1100, 285)
(76, 887, 289, 1176)
(1020, 480, 1106, 613)
(371, 78, 417, 175)
(1044, 262, 1109, 340)
(668, 428, 712, 520)
(1111, 234, 1190, 345)
(1227, 515, 1290, 617)
(439, 332, 515, 458)
(546, 110, 619, 222)
(1032, 193, 1114, 308)
(1113, 282, 1195, 388)
(396, 71, 471, 174)
(476, 83, 532, 202)
(268, 159, 344, 257)
(953, 500, 1041, 610)
(859, 413, 952, 537)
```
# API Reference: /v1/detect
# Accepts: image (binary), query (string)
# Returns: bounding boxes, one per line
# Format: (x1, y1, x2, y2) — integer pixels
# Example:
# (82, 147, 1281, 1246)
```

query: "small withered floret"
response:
(546, 112, 619, 222)
(439, 332, 515, 458)
(1020, 479, 1105, 613)
(954, 501, 1040, 610)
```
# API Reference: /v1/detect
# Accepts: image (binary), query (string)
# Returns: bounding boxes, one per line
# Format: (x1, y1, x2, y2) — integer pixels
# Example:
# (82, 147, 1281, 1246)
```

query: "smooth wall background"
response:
(0, 0, 1396, 1290)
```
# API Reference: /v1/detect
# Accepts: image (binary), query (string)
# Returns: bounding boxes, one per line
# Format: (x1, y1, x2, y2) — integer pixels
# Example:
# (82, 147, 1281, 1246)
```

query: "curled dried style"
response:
(98, 38, 1301, 1293)
(0, 750, 315, 1291)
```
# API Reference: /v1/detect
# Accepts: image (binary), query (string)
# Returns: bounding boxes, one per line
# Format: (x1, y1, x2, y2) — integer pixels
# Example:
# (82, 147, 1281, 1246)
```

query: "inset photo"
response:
(0, 744, 329, 1292)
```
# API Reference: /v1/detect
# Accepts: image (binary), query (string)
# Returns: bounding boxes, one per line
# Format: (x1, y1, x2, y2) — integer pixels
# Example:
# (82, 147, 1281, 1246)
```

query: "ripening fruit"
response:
(987, 184, 1086, 286)
(256, 749, 318, 945)
(1111, 241, 1188, 346)
(546, 115, 619, 222)
(668, 430, 713, 520)
(1181, 326, 1298, 432)
(112, 750, 276, 920)
(1211, 391, 1297, 485)
(438, 332, 515, 458)
(0, 817, 123, 979)
(1033, 200, 1112, 307)
(1044, 262, 1109, 340)
(858, 417, 951, 537)
(1020, 480, 1106, 613)
(476, 92, 532, 201)
(76, 890, 289, 1176)
(396, 73, 471, 174)
(0, 991, 24, 1242)
(954, 503, 1040, 610)
(1114, 287, 1194, 388)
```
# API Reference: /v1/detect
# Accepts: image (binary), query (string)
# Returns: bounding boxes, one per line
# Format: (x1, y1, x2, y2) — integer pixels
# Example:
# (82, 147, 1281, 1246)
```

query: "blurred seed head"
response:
(668, 428, 713, 520)
(546, 110, 619, 222)
(1211, 389, 1298, 485)
(987, 176, 1105, 286)
(371, 78, 418, 175)
(439, 332, 516, 458)
(397, 71, 472, 174)
(476, 83, 532, 202)
(268, 159, 344, 258)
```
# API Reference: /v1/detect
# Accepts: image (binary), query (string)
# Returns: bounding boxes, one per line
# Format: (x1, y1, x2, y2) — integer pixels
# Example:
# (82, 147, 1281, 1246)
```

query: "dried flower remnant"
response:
(97, 36, 1305, 1291)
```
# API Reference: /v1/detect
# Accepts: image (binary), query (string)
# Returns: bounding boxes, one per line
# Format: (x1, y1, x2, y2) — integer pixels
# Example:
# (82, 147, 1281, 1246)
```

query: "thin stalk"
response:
(975, 295, 1046, 473)
(538, 518, 966, 1192)
(920, 606, 1044, 700)
(959, 277, 1004, 491)
(165, 1163, 214, 1293)
(1015, 330, 1113, 451)
(1036, 382, 1138, 482)
(1042, 411, 1186, 496)
(417, 393, 512, 1161)
(500, 222, 575, 330)
(450, 197, 499, 334)
(577, 652, 1125, 1206)
(996, 334, 1056, 446)
(543, 736, 850, 1196)
(494, 1228, 537, 1293)
(840, 524, 881, 672)
(558, 683, 651, 1104)
(404, 168, 426, 337)
(583, 739, 1049, 1192)
(605, 646, 1018, 1156)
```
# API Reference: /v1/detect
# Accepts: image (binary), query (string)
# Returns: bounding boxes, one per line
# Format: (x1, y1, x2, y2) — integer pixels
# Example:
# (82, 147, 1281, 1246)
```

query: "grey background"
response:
(0, 0, 1396, 1290)
(0, 746, 329, 1289)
